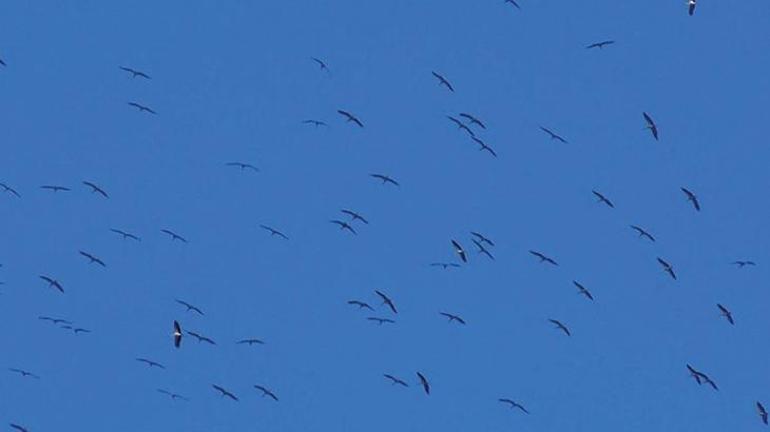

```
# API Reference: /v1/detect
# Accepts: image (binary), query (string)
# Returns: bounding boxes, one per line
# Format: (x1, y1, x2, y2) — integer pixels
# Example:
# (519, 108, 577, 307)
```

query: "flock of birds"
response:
(1, 0, 767, 430)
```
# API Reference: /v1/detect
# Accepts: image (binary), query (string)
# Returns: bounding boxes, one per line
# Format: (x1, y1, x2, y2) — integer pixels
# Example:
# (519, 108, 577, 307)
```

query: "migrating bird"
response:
(630, 225, 655, 242)
(302, 119, 328, 127)
(680, 187, 701, 211)
(416, 372, 431, 395)
(503, 0, 521, 9)
(311, 57, 330, 73)
(472, 136, 498, 157)
(187, 331, 216, 345)
(459, 113, 486, 129)
(161, 229, 187, 243)
(110, 228, 141, 241)
(688, 0, 696, 15)
(337, 110, 363, 127)
(9, 368, 40, 379)
(573, 281, 594, 301)
(384, 374, 409, 387)
(347, 300, 374, 311)
(341, 209, 369, 224)
(451, 240, 468, 263)
(757, 402, 768, 426)
(226, 162, 259, 172)
(119, 66, 151, 79)
(370, 173, 399, 187)
(0, 183, 21, 198)
(212, 384, 239, 401)
(539, 126, 568, 143)
(367, 317, 395, 325)
(61, 326, 91, 335)
(38, 316, 72, 325)
(447, 115, 475, 137)
(79, 251, 106, 267)
(236, 338, 265, 346)
(40, 185, 70, 192)
(431, 71, 454, 92)
(472, 238, 495, 261)
(173, 321, 183, 348)
(135, 358, 166, 369)
(375, 290, 398, 314)
(530, 250, 558, 266)
(439, 312, 466, 325)
(499, 398, 529, 414)
(128, 101, 157, 114)
(686, 364, 718, 390)
(642, 112, 659, 141)
(586, 40, 615, 49)
(430, 262, 460, 269)
(732, 260, 756, 268)
(657, 257, 677, 280)
(592, 190, 615, 208)
(260, 225, 289, 240)
(157, 389, 189, 401)
(717, 304, 735, 325)
(549, 319, 571, 336)
(82, 181, 109, 198)
(254, 385, 279, 401)
(330, 219, 357, 235)
(9, 424, 29, 432)
(471, 231, 495, 247)
(175, 299, 204, 315)
(39, 275, 64, 293)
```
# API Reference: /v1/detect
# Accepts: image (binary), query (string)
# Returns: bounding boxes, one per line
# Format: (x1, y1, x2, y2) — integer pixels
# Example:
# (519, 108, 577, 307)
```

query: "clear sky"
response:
(1, 1, 769, 431)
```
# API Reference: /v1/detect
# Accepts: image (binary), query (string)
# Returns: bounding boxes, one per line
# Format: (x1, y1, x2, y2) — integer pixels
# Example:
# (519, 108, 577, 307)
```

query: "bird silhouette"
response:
(548, 319, 571, 336)
(472, 238, 495, 260)
(417, 372, 431, 395)
(630, 225, 655, 242)
(40, 185, 70, 192)
(384, 374, 409, 387)
(499, 398, 529, 414)
(9, 424, 29, 432)
(530, 250, 558, 266)
(9, 368, 40, 379)
(757, 402, 768, 425)
(643, 112, 659, 140)
(347, 300, 374, 311)
(236, 338, 265, 346)
(680, 187, 701, 211)
(459, 113, 486, 129)
(128, 102, 157, 114)
(573, 281, 594, 301)
(451, 240, 468, 263)
(439, 312, 466, 325)
(212, 384, 238, 401)
(586, 40, 615, 49)
(135, 358, 166, 369)
(173, 320, 183, 348)
(110, 228, 141, 241)
(161, 229, 187, 243)
(447, 115, 475, 137)
(471, 232, 495, 247)
(302, 119, 328, 127)
(337, 110, 363, 127)
(330, 220, 357, 235)
(592, 190, 615, 208)
(686, 364, 718, 390)
(717, 304, 735, 325)
(311, 57, 330, 73)
(120, 66, 151, 79)
(38, 316, 72, 325)
(260, 225, 289, 240)
(0, 183, 21, 198)
(39, 275, 64, 293)
(254, 385, 279, 401)
(688, 0, 696, 15)
(375, 290, 397, 314)
(175, 299, 204, 315)
(157, 389, 189, 401)
(732, 260, 756, 268)
(341, 209, 369, 224)
(226, 162, 259, 172)
(503, 0, 521, 9)
(79, 251, 106, 267)
(431, 71, 454, 92)
(540, 126, 568, 143)
(657, 257, 677, 280)
(367, 317, 395, 325)
(430, 262, 460, 269)
(370, 174, 399, 186)
(472, 136, 498, 157)
(82, 181, 109, 198)
(187, 330, 216, 345)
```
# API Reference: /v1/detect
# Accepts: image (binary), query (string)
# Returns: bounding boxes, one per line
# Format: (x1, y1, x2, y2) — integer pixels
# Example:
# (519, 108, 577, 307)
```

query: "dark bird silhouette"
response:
(548, 319, 571, 336)
(0, 183, 21, 198)
(451, 240, 468, 263)
(573, 281, 594, 301)
(732, 260, 756, 268)
(79, 251, 106, 267)
(187, 331, 216, 345)
(417, 372, 431, 395)
(472, 136, 498, 157)
(157, 389, 189, 401)
(311, 57, 329, 72)
(9, 368, 40, 379)
(687, 364, 703, 385)
(757, 402, 768, 425)
(370, 173, 399, 186)
(367, 317, 395, 325)
(236, 338, 265, 346)
(161, 229, 187, 243)
(430, 262, 460, 269)
(680, 187, 701, 211)
(592, 190, 614, 208)
(471, 232, 495, 247)
(686, 364, 718, 390)
(630, 225, 655, 242)
(120, 66, 151, 79)
(173, 320, 183, 348)
(40, 185, 70, 192)
(260, 225, 289, 240)
(503, 0, 521, 9)
(110, 228, 141, 241)
(38, 316, 72, 325)
(375, 290, 397, 314)
(642, 112, 659, 140)
(302, 119, 328, 127)
(254, 385, 279, 401)
(39, 275, 64, 293)
(717, 304, 735, 325)
(176, 299, 204, 315)
(472, 238, 495, 261)
(529, 250, 558, 266)
(499, 398, 529, 414)
(586, 40, 615, 49)
(384, 374, 409, 387)
(540, 126, 568, 143)
(657, 257, 677, 280)
(61, 325, 91, 334)
(341, 209, 369, 224)
(439, 312, 466, 325)
(688, 0, 696, 15)
(135, 358, 165, 369)
(459, 113, 486, 129)
(212, 384, 238, 401)
(9, 424, 29, 432)
(447, 115, 475, 137)
(226, 162, 259, 172)
(337, 110, 363, 127)
(82, 181, 108, 198)
(431, 71, 454, 92)
(347, 300, 374, 311)
(128, 101, 156, 114)
(330, 219, 357, 235)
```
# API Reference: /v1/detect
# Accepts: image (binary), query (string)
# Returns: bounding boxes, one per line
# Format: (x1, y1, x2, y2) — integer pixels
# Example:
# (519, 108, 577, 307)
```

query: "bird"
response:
(471, 231, 495, 247)
(61, 326, 91, 335)
(548, 319, 571, 336)
(337, 110, 363, 127)
(592, 190, 615, 208)
(79, 251, 106, 267)
(688, 0, 696, 15)
(175, 299, 204, 315)
(630, 225, 655, 242)
(173, 321, 183, 348)
(187, 331, 216, 345)
(0, 58, 6, 67)
(573, 281, 594, 301)
(311, 57, 330, 72)
(686, 364, 718, 390)
(757, 402, 768, 425)
(657, 257, 677, 280)
(302, 119, 328, 127)
(439, 312, 466, 325)
(384, 374, 409, 387)
(472, 238, 495, 261)
(260, 225, 289, 240)
(680, 187, 701, 211)
(503, 0, 521, 9)
(236, 338, 265, 345)
(430, 262, 460, 269)
(367, 317, 395, 325)
(9, 368, 40, 379)
(687, 364, 703, 384)
(110, 228, 141, 241)
(530, 250, 558, 266)
(431, 71, 454, 92)
(39, 275, 64, 293)
(451, 240, 468, 263)
(330, 220, 357, 235)
(447, 115, 475, 137)
(370, 173, 399, 186)
(38, 316, 72, 325)
(459, 113, 486, 129)
(347, 300, 374, 311)
(161, 229, 187, 243)
(417, 372, 431, 395)
(212, 384, 238, 401)
(135, 358, 165, 369)
(586, 40, 615, 49)
(119, 66, 151, 79)
(540, 126, 568, 143)
(499, 398, 529, 414)
(128, 101, 157, 114)
(226, 162, 259, 172)
(717, 304, 735, 325)
(9, 424, 29, 432)
(157, 389, 189, 401)
(732, 260, 756, 268)
(472, 136, 498, 157)
(0, 183, 21, 198)
(82, 180, 109, 198)
(341, 209, 369, 224)
(642, 112, 659, 140)
(40, 185, 70, 192)
(375, 290, 397, 314)
(254, 385, 279, 401)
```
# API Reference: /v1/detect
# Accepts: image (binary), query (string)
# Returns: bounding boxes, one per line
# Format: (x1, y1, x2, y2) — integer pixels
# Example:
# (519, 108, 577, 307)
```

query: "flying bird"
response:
(586, 40, 615, 49)
(212, 384, 238, 401)
(110, 228, 141, 241)
(472, 136, 498, 157)
(688, 0, 696, 15)
(0, 183, 21, 198)
(439, 312, 466, 325)
(337, 110, 363, 127)
(128, 102, 157, 114)
(592, 190, 615, 208)
(173, 320, 183, 348)
(573, 281, 594, 301)
(236, 338, 265, 345)
(370, 173, 399, 186)
(686, 364, 718, 390)
(9, 368, 40, 379)
(347, 300, 374, 311)
(451, 240, 468, 263)
(135, 358, 165, 369)
(175, 299, 204, 315)
(187, 331, 216, 345)
(79, 251, 106, 267)
(642, 112, 659, 140)
(341, 209, 369, 224)
(430, 262, 460, 269)
(530, 250, 558, 266)
(226, 162, 259, 172)
(548, 319, 571, 336)
(499, 398, 529, 414)
(254, 385, 279, 401)
(680, 187, 701, 211)
(120, 66, 151, 79)
(82, 181, 109, 198)
(161, 229, 187, 243)
(459, 113, 486, 129)
(757, 402, 768, 425)
(447, 115, 475, 137)
(717, 304, 734, 325)
(732, 260, 756, 268)
(540, 126, 568, 143)
(330, 220, 357, 235)
(503, 0, 521, 9)
(417, 372, 431, 395)
(302, 119, 328, 127)
(311, 57, 329, 72)
(471, 232, 495, 247)
(384, 374, 409, 387)
(657, 257, 677, 280)
(9, 424, 28, 432)
(38, 316, 72, 325)
(368, 317, 395, 325)
(157, 389, 189, 401)
(39, 275, 64, 293)
(375, 290, 397, 314)
(260, 225, 289, 240)
(630, 225, 655, 242)
(472, 238, 495, 260)
(61, 326, 91, 334)
(40, 185, 70, 192)
(431, 71, 454, 92)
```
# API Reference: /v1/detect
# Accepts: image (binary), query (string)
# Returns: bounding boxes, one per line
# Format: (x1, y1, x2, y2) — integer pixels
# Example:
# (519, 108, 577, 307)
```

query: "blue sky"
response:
(1, 1, 769, 430)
